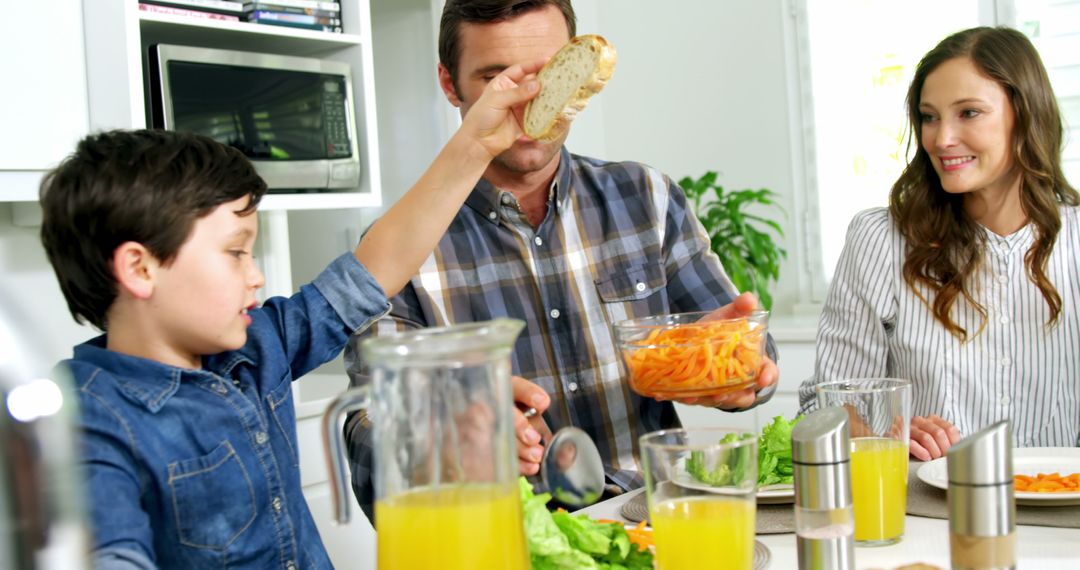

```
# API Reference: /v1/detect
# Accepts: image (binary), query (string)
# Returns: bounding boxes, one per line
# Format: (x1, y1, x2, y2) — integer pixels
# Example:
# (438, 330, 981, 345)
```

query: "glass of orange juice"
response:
(641, 428, 758, 570)
(816, 378, 911, 546)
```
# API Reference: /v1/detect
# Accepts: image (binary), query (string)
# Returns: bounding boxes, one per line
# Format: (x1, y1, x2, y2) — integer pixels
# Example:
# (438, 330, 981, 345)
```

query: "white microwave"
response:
(148, 44, 361, 192)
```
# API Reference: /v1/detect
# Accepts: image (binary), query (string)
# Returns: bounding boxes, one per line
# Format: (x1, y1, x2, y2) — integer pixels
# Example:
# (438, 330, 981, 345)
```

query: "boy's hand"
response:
(458, 60, 545, 160)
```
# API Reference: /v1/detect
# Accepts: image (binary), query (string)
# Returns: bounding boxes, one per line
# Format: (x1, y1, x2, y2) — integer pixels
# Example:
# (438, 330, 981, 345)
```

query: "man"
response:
(344, 0, 778, 522)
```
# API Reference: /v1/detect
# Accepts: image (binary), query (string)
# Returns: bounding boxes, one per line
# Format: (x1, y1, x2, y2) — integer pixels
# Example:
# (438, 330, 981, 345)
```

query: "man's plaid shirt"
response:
(344, 148, 773, 521)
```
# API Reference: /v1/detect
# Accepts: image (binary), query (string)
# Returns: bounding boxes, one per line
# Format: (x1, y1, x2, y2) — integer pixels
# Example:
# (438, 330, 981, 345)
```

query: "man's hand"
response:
(457, 59, 546, 160)
(671, 292, 778, 410)
(511, 375, 551, 476)
(909, 415, 961, 461)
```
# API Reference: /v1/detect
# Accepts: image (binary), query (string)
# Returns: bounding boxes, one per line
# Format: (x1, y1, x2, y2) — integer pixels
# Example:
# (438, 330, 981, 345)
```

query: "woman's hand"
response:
(909, 415, 961, 461)
(457, 59, 545, 160)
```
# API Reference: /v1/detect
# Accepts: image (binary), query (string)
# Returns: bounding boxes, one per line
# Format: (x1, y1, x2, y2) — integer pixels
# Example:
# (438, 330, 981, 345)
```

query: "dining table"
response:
(578, 487, 1080, 569)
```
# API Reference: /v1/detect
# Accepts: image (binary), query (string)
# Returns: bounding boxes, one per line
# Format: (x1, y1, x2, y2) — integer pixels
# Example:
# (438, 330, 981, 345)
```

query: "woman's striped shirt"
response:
(799, 207, 1080, 448)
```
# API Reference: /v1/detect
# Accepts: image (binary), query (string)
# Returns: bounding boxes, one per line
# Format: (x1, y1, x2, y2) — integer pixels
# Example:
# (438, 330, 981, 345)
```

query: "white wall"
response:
(0, 205, 97, 367)
(576, 0, 806, 314)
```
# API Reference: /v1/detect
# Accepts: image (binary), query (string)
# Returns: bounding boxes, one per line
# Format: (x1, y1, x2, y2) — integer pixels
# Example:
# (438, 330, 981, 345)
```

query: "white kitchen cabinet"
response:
(0, 0, 90, 201)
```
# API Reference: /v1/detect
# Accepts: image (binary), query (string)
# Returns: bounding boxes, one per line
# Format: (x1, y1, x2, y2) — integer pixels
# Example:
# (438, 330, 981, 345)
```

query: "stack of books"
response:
(243, 0, 343, 33)
(139, 0, 244, 21)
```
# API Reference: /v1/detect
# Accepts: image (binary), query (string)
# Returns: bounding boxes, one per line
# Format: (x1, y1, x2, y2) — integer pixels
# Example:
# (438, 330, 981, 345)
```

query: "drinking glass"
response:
(641, 428, 758, 570)
(816, 378, 911, 546)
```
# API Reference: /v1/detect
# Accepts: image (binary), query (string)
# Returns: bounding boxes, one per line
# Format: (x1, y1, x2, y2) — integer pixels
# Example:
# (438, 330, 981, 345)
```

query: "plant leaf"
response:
(683, 172, 786, 310)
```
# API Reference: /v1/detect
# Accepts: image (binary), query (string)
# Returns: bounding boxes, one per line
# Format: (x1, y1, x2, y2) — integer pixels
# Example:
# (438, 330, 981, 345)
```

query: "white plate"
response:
(756, 483, 795, 504)
(672, 464, 794, 503)
(916, 447, 1080, 506)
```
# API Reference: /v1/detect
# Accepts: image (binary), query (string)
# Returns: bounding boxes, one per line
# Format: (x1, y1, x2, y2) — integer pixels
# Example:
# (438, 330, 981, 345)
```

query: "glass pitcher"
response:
(323, 318, 528, 570)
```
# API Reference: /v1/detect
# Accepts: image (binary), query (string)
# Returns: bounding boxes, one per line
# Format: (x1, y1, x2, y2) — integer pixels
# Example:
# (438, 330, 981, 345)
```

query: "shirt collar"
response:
(981, 221, 1034, 256)
(74, 336, 255, 413)
(465, 147, 573, 224)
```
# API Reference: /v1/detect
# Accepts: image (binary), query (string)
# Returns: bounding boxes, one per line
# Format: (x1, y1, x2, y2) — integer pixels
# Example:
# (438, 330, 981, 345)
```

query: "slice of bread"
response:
(524, 35, 617, 142)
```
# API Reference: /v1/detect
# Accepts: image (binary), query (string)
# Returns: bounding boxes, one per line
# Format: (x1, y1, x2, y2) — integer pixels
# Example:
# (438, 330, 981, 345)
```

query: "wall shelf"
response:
(139, 12, 363, 57)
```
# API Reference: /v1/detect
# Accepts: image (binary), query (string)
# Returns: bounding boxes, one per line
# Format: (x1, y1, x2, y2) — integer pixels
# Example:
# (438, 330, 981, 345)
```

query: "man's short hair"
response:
(439, 0, 577, 95)
(39, 129, 267, 330)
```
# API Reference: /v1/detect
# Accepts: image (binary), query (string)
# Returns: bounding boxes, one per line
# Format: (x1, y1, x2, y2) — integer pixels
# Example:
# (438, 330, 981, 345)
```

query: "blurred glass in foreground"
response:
(0, 284, 88, 569)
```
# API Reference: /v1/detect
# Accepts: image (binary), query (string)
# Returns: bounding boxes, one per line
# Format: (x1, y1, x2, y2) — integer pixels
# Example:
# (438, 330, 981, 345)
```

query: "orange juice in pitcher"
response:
(376, 483, 527, 569)
(321, 320, 531, 569)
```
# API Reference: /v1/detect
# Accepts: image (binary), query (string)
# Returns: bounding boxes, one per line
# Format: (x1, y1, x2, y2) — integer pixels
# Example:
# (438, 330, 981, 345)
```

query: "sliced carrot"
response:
(625, 520, 653, 551)
(1015, 472, 1080, 494)
(621, 318, 765, 398)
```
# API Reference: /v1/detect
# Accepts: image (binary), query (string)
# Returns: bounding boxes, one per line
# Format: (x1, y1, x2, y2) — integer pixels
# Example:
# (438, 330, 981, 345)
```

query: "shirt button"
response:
(997, 274, 1008, 284)
(568, 382, 579, 392)
(549, 309, 561, 319)
(635, 282, 647, 292)
(488, 211, 497, 221)
(999, 315, 1010, 325)
(1000, 357, 1012, 367)
(501, 194, 513, 204)
(1001, 395, 1011, 405)
(286, 561, 296, 570)
(254, 431, 269, 445)
(534, 236, 543, 246)
(272, 496, 283, 512)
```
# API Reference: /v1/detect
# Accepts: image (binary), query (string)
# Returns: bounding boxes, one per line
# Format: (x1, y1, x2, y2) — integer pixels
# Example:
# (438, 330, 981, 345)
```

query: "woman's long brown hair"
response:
(889, 26, 1078, 340)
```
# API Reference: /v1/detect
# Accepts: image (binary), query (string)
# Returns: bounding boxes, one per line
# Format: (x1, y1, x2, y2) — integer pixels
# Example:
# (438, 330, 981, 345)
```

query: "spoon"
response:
(523, 407, 606, 507)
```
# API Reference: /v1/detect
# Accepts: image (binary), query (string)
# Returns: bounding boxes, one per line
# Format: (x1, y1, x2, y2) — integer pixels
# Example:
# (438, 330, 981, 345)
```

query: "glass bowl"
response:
(613, 310, 769, 399)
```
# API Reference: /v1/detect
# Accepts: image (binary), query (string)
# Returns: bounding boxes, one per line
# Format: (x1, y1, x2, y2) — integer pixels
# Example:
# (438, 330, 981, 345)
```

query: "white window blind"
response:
(1008, 0, 1080, 187)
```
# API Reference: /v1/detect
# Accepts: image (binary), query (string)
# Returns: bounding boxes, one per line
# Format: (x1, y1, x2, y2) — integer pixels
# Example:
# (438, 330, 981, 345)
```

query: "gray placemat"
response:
(907, 461, 1080, 529)
(621, 491, 795, 534)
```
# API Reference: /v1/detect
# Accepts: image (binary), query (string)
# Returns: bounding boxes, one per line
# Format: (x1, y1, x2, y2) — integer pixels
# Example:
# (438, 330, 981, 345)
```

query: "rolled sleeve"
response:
(311, 253, 392, 335)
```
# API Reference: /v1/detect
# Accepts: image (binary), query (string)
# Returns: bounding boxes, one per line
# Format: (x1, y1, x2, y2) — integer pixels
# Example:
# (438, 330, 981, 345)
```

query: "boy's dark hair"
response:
(439, 0, 577, 96)
(39, 129, 267, 331)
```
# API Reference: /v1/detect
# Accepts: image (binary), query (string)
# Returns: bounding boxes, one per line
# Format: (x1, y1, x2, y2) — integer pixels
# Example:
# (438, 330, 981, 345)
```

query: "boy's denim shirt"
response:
(66, 253, 389, 569)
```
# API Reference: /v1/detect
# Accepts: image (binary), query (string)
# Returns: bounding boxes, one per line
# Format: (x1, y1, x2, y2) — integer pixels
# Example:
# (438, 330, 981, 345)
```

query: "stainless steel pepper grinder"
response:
(947, 420, 1015, 570)
(792, 405, 855, 570)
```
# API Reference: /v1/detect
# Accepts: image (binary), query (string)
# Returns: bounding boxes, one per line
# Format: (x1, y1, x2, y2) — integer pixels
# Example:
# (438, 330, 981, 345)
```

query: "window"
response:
(1009, 0, 1080, 185)
(792, 0, 1079, 297)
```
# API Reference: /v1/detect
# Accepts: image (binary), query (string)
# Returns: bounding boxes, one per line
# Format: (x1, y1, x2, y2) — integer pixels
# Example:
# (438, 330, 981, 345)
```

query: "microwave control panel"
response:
(323, 80, 352, 158)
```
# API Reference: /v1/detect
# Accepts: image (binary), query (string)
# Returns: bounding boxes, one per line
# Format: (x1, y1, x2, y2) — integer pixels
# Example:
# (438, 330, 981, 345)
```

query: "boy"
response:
(39, 62, 541, 568)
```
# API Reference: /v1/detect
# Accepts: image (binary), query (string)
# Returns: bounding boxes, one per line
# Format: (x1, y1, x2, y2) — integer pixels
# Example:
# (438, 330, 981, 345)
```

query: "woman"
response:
(799, 26, 1079, 460)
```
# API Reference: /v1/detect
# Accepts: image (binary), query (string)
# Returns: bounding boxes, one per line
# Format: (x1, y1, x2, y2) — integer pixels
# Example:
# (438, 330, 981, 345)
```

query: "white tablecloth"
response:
(578, 488, 1080, 569)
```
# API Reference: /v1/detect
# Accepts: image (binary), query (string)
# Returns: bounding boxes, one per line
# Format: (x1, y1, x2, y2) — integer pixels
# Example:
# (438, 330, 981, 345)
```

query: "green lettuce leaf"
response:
(686, 432, 755, 486)
(757, 414, 803, 485)
(520, 477, 653, 570)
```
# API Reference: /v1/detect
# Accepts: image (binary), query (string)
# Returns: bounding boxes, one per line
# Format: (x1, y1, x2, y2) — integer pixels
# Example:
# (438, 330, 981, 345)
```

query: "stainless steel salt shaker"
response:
(792, 406, 855, 570)
(947, 420, 1015, 570)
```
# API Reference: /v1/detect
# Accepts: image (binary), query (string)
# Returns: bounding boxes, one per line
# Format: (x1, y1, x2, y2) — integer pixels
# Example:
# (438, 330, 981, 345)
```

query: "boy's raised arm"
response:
(353, 60, 544, 296)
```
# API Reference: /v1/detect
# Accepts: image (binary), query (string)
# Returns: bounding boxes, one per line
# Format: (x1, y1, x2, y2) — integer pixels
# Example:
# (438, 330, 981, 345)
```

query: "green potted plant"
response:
(678, 171, 787, 310)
